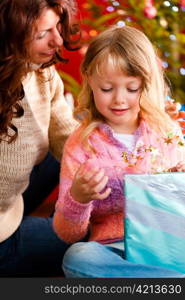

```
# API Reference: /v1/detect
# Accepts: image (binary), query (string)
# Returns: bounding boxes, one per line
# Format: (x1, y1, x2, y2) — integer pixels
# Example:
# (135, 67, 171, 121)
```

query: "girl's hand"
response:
(168, 162, 185, 172)
(70, 161, 111, 204)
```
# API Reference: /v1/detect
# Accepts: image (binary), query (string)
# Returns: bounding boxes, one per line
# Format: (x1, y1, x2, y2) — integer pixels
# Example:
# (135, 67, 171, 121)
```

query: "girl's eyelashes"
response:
(101, 88, 112, 92)
(100, 87, 140, 93)
(127, 88, 140, 93)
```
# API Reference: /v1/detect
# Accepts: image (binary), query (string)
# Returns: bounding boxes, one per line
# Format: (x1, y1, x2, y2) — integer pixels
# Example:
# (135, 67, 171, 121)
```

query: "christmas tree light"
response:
(57, 0, 185, 104)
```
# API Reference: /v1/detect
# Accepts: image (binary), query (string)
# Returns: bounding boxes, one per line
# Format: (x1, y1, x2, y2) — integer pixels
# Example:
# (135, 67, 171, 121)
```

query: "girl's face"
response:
(88, 60, 142, 134)
(29, 8, 63, 64)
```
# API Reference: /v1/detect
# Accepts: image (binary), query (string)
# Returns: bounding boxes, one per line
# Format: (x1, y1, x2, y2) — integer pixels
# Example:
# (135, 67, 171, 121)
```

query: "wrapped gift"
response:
(124, 173, 185, 273)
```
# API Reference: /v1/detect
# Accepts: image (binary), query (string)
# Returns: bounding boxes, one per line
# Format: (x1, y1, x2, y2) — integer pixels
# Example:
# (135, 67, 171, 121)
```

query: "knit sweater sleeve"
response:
(53, 129, 93, 243)
(48, 67, 79, 161)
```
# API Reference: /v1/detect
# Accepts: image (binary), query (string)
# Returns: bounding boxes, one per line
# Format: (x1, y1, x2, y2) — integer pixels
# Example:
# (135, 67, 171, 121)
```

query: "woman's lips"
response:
(41, 50, 56, 57)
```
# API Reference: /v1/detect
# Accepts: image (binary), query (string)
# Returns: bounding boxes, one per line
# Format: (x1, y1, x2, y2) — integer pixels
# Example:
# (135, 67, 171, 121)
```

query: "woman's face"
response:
(29, 8, 63, 64)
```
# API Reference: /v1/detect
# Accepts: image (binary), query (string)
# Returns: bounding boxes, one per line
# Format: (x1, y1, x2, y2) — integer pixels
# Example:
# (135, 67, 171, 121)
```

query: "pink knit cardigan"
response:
(53, 120, 185, 244)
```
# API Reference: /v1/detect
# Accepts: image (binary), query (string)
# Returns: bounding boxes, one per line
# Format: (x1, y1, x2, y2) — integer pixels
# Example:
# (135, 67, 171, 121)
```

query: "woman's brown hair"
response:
(0, 0, 80, 143)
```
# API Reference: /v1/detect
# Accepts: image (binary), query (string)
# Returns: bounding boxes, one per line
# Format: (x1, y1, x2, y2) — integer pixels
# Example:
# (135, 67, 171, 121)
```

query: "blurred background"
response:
(56, 0, 185, 105)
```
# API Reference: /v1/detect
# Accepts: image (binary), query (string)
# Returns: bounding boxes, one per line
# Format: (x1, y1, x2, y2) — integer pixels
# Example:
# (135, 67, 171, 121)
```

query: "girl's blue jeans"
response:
(63, 241, 185, 278)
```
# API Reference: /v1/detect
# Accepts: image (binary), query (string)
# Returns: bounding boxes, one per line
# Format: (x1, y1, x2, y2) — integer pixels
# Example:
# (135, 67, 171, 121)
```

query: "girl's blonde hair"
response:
(74, 25, 176, 149)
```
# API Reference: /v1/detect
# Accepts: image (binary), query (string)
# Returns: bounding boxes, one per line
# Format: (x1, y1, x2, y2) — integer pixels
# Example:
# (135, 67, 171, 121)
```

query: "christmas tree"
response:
(57, 0, 185, 104)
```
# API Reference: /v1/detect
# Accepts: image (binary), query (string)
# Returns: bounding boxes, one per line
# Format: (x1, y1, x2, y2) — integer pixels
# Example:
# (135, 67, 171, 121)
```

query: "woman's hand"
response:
(70, 161, 111, 204)
(168, 162, 185, 172)
(165, 100, 185, 134)
(165, 100, 180, 120)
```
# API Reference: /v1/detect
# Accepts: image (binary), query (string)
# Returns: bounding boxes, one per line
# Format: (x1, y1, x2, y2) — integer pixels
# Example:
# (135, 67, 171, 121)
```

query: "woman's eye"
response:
(36, 31, 47, 39)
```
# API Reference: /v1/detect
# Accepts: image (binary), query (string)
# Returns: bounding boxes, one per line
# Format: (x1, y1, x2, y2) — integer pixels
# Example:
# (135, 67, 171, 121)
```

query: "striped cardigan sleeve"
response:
(53, 129, 94, 243)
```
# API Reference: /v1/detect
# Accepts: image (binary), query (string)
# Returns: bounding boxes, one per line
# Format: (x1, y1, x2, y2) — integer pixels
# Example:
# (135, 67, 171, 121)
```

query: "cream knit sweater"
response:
(0, 66, 78, 242)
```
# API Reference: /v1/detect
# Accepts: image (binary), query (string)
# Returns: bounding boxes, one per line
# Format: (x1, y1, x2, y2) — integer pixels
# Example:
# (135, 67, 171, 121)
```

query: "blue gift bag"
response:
(124, 173, 185, 274)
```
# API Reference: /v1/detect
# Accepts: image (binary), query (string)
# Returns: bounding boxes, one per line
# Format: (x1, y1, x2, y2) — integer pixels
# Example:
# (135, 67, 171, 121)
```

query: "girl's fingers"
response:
(176, 167, 185, 172)
(92, 187, 112, 200)
(74, 162, 111, 201)
(170, 162, 185, 172)
(76, 163, 99, 182)
(168, 165, 177, 172)
(76, 163, 85, 176)
(176, 162, 185, 171)
(92, 175, 109, 193)
(82, 167, 99, 182)
(94, 169, 105, 182)
(88, 169, 105, 187)
(79, 165, 107, 186)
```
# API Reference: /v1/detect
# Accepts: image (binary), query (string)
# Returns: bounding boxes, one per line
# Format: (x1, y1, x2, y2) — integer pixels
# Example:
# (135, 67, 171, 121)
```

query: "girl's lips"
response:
(111, 108, 129, 115)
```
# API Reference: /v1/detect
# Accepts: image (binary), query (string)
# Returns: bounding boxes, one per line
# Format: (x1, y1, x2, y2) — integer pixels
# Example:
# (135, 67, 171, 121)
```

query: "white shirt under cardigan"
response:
(113, 132, 135, 151)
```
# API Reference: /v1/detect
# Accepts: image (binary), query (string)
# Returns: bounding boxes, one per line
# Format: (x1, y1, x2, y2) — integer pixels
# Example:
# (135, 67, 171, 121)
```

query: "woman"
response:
(0, 0, 79, 276)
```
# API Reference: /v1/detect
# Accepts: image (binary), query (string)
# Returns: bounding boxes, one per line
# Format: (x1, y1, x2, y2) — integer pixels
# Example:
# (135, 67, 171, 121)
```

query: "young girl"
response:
(53, 25, 185, 277)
